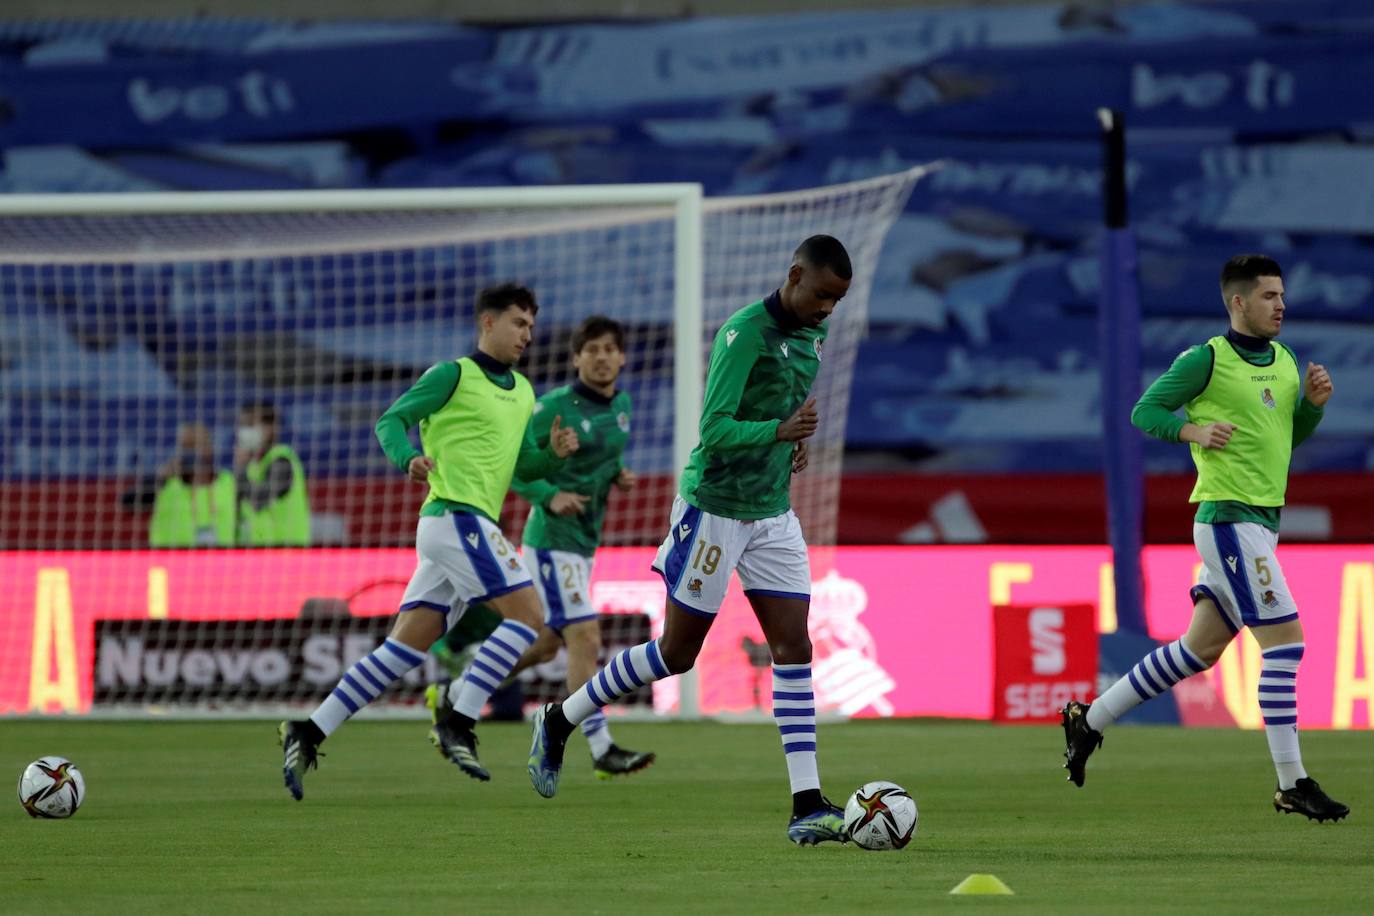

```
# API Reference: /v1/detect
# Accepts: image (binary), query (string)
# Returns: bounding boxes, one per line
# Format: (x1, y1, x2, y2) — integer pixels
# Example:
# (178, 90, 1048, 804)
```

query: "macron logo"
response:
(725, 329, 738, 347)
(541, 562, 552, 580)
(780, 341, 789, 358)
(678, 523, 692, 541)
(1225, 555, 1238, 574)
(465, 533, 480, 548)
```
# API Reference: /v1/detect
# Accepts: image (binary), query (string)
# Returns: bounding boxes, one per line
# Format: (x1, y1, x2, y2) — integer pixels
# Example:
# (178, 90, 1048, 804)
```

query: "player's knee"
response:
(534, 640, 561, 664)
(1182, 631, 1227, 668)
(768, 634, 812, 666)
(501, 592, 543, 630)
(658, 641, 698, 675)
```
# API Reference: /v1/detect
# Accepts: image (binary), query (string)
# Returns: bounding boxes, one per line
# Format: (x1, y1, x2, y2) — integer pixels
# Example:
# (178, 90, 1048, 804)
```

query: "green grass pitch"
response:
(2, 720, 1371, 914)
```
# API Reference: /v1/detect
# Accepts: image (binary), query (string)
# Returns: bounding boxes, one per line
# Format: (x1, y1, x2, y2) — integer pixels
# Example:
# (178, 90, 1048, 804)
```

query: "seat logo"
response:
(1029, 607, 1066, 675)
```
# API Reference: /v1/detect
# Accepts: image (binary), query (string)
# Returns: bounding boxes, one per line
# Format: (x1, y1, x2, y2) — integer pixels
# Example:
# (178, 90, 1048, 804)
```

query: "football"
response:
(843, 780, 917, 850)
(18, 756, 86, 819)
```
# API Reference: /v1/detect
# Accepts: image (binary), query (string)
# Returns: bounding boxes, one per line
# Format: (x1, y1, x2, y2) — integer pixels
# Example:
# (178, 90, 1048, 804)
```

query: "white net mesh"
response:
(0, 169, 924, 717)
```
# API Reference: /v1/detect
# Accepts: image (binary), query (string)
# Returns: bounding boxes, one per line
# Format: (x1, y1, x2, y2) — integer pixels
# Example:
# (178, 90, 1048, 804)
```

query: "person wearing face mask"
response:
(148, 422, 237, 547)
(234, 401, 310, 547)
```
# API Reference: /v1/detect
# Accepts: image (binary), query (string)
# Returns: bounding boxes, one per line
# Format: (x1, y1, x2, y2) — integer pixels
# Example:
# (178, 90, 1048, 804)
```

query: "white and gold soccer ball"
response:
(18, 756, 85, 819)
(843, 780, 917, 850)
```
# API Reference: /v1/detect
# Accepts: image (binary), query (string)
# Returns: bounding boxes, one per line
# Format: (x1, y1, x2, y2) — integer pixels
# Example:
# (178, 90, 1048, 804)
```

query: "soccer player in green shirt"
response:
(277, 284, 579, 800)
(527, 236, 854, 845)
(1062, 254, 1348, 822)
(425, 316, 655, 778)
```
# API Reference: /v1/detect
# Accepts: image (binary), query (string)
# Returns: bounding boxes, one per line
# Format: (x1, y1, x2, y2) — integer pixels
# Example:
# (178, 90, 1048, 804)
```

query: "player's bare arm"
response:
(791, 441, 808, 474)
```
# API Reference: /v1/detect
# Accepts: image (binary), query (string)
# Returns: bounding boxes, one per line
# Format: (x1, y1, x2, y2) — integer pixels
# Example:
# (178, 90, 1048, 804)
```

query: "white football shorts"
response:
(651, 495, 811, 617)
(1190, 521, 1299, 632)
(523, 546, 597, 631)
(398, 512, 533, 629)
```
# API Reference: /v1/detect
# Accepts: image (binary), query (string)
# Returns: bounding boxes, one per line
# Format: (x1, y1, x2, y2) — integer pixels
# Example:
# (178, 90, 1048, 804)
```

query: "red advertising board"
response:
(992, 604, 1097, 724)
(4, 545, 1374, 728)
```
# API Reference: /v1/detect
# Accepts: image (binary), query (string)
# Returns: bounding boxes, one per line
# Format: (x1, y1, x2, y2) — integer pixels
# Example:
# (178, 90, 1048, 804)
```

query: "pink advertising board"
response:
(4, 545, 1373, 727)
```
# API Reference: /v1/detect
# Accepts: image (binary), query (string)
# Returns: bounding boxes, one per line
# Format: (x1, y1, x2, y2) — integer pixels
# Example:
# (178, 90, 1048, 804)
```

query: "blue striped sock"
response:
(562, 639, 669, 725)
(451, 620, 539, 719)
(773, 663, 819, 793)
(1088, 638, 1208, 731)
(310, 638, 426, 737)
(581, 710, 614, 758)
(1260, 642, 1307, 790)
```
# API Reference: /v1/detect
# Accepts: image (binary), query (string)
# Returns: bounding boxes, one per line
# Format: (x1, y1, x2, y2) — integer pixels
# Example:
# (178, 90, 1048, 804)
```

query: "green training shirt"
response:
(679, 290, 825, 521)
(512, 381, 632, 557)
(1130, 330, 1324, 533)
(374, 351, 564, 523)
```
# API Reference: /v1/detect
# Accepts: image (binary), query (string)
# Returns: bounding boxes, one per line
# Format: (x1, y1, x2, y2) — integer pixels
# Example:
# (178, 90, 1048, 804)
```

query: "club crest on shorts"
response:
(570, 592, 583, 605)
(1261, 589, 1280, 608)
(687, 578, 703, 598)
(1262, 387, 1276, 409)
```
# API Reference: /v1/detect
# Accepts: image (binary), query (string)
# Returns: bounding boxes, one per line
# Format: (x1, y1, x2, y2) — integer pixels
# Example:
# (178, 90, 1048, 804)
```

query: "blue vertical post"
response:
(1097, 109, 1146, 634)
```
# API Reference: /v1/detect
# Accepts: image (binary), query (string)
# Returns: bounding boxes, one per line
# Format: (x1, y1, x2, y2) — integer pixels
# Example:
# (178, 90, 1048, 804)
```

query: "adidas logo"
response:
(725, 329, 738, 347)
(465, 533, 480, 548)
(678, 523, 692, 541)
(1225, 555, 1238, 574)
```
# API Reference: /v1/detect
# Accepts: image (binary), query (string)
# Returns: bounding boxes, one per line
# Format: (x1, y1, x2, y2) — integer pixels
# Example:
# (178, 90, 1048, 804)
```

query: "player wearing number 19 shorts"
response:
(1062, 255, 1348, 822)
(527, 235, 857, 846)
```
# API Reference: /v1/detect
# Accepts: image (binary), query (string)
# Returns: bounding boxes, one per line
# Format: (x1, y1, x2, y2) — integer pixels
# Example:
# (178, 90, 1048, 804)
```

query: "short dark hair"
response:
(571, 315, 625, 353)
(794, 235, 852, 280)
(1220, 254, 1282, 295)
(238, 400, 277, 426)
(475, 283, 539, 322)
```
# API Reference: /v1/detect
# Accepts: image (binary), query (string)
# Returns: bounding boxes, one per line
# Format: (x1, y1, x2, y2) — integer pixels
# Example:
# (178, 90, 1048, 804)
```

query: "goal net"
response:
(0, 169, 925, 718)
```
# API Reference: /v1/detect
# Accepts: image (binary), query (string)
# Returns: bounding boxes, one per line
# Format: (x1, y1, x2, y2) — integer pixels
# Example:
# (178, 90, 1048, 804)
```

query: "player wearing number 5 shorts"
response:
(277, 284, 579, 800)
(1061, 255, 1348, 822)
(528, 236, 856, 845)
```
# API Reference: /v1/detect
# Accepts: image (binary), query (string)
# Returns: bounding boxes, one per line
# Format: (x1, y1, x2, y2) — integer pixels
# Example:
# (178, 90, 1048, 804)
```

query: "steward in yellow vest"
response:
(234, 401, 310, 546)
(149, 422, 237, 547)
